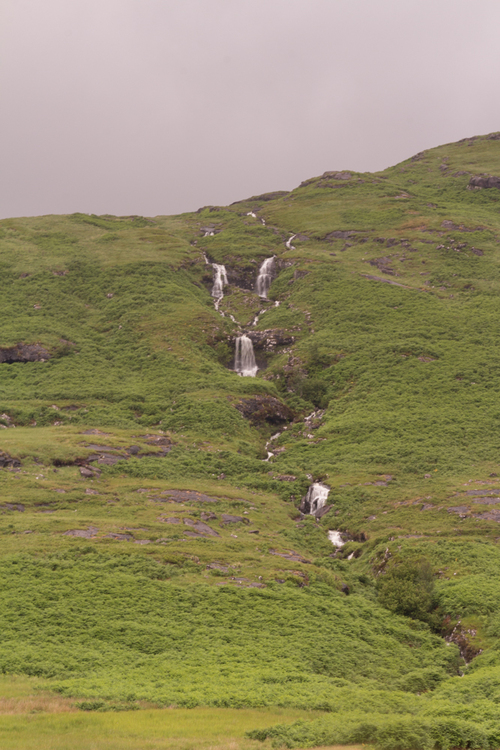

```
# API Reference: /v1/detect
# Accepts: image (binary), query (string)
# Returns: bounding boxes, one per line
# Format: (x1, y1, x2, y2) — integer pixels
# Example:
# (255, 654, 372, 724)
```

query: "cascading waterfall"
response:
(234, 335, 258, 377)
(327, 531, 345, 547)
(212, 264, 228, 310)
(303, 482, 330, 515)
(256, 256, 275, 298)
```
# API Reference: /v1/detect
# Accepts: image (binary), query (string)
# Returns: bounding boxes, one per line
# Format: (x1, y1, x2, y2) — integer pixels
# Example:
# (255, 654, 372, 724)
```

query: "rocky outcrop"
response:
(184, 518, 220, 537)
(235, 396, 294, 426)
(0, 343, 50, 364)
(366, 256, 397, 275)
(441, 220, 485, 232)
(226, 264, 260, 291)
(63, 527, 98, 538)
(0, 450, 21, 469)
(468, 174, 500, 190)
(247, 329, 295, 352)
(0, 503, 25, 512)
(321, 171, 352, 180)
(443, 616, 482, 662)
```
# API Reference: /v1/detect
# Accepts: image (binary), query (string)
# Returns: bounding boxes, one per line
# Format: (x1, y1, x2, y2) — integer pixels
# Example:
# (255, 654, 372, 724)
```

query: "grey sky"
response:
(2, 0, 500, 219)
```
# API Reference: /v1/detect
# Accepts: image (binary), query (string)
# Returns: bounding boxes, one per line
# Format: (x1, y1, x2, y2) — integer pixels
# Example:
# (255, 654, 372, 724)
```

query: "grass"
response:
(0, 706, 332, 750)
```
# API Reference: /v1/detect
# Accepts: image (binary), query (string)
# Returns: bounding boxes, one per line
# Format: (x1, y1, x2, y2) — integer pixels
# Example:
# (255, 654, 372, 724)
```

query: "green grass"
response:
(0, 707, 328, 750)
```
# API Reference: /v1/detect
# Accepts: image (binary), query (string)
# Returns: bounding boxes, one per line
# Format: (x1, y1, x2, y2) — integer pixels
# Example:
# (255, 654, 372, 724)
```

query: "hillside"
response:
(2, 132, 500, 749)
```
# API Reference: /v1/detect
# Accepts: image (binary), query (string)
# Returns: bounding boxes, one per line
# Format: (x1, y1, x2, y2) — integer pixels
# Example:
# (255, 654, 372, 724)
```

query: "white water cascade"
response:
(234, 335, 258, 377)
(328, 531, 345, 547)
(304, 482, 330, 515)
(212, 264, 228, 310)
(256, 256, 275, 298)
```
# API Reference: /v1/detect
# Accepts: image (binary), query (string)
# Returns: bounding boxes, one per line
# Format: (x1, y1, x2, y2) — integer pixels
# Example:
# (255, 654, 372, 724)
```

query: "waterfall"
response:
(285, 234, 296, 250)
(303, 482, 330, 515)
(212, 264, 228, 310)
(234, 335, 258, 377)
(256, 256, 275, 298)
(328, 531, 345, 547)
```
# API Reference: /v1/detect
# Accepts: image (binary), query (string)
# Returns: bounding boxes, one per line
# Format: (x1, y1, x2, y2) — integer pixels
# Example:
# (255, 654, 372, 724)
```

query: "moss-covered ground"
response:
(3, 133, 500, 747)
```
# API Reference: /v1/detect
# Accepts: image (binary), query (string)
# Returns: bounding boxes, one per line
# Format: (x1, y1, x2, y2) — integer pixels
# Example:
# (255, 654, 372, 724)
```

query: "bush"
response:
(377, 556, 437, 625)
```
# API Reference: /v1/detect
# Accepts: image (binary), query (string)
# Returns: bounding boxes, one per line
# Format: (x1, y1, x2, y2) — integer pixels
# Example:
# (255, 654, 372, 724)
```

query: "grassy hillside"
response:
(2, 132, 500, 749)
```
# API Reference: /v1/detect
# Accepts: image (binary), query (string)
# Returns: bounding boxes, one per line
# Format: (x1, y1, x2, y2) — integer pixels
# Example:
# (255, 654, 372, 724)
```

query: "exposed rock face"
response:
(247, 330, 295, 352)
(0, 343, 50, 364)
(367, 257, 396, 275)
(0, 503, 25, 512)
(63, 527, 98, 538)
(468, 174, 500, 190)
(0, 451, 21, 469)
(184, 518, 220, 536)
(322, 171, 351, 180)
(235, 396, 294, 426)
(225, 264, 257, 291)
(443, 616, 482, 662)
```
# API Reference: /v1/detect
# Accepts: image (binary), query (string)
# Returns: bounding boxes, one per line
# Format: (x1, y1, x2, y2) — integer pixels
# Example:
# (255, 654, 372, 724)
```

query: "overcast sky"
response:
(2, 0, 500, 220)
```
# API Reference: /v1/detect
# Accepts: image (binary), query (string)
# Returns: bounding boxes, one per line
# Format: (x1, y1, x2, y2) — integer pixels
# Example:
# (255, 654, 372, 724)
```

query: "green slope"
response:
(2, 132, 500, 748)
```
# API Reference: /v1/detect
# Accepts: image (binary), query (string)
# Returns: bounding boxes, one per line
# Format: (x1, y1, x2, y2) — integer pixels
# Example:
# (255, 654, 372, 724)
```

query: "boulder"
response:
(468, 174, 500, 190)
(184, 518, 220, 537)
(0, 451, 21, 469)
(63, 527, 98, 538)
(0, 343, 50, 363)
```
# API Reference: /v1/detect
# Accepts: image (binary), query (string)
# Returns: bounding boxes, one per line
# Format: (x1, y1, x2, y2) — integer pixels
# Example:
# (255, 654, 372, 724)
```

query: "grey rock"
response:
(184, 518, 220, 537)
(468, 174, 500, 190)
(0, 343, 51, 364)
(0, 451, 21, 469)
(64, 526, 98, 538)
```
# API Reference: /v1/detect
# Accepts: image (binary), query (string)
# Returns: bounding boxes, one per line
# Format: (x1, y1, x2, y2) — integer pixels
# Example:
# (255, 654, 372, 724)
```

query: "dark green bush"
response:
(377, 556, 437, 625)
